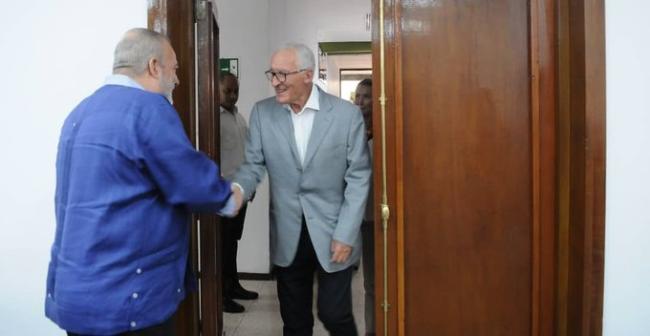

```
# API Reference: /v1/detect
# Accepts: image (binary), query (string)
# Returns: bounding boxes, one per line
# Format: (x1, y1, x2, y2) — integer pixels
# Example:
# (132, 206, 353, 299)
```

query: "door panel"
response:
(372, 0, 560, 334)
(374, 0, 605, 334)
(401, 1, 532, 334)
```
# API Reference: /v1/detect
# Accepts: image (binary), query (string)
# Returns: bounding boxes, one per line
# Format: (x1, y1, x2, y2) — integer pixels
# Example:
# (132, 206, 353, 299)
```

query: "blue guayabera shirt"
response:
(45, 75, 232, 335)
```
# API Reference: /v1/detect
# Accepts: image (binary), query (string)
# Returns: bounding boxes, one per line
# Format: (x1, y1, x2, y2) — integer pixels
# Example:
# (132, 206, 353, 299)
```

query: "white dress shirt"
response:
(286, 85, 320, 166)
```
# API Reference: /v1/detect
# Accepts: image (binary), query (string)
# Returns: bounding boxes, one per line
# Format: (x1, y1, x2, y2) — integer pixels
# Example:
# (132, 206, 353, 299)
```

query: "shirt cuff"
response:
(217, 194, 237, 217)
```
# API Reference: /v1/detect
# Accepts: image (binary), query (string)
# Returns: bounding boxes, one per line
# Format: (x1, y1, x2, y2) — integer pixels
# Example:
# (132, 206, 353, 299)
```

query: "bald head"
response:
(111, 28, 179, 103)
(113, 28, 170, 76)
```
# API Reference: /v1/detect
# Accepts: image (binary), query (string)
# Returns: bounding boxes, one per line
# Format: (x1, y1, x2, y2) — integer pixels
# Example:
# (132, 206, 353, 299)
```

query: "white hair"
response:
(112, 28, 169, 75)
(275, 43, 315, 72)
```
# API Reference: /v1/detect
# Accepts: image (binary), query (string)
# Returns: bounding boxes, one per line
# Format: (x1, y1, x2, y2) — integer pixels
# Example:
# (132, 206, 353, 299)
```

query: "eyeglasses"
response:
(264, 69, 307, 82)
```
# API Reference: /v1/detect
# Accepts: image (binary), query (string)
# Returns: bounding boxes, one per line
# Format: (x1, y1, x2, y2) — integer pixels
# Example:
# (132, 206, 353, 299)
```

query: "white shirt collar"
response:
(104, 74, 144, 90)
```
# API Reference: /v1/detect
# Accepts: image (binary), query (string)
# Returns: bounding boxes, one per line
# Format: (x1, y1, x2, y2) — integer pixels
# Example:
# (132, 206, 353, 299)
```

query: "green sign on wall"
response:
(220, 58, 239, 77)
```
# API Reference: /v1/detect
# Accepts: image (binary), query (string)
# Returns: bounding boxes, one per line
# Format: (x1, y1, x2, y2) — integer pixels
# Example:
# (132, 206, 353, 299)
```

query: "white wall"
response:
(0, 1, 147, 334)
(603, 1, 650, 334)
(269, 0, 372, 90)
(268, 0, 371, 51)
(214, 0, 273, 273)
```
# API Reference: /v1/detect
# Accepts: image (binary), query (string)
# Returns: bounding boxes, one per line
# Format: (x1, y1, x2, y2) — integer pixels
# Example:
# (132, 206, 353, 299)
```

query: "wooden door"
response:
(196, 1, 223, 335)
(149, 1, 223, 335)
(371, 0, 605, 335)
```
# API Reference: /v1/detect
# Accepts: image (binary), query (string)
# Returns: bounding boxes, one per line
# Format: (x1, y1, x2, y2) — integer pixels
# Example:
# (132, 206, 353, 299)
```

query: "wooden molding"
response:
(148, 1, 200, 335)
(557, 0, 606, 335)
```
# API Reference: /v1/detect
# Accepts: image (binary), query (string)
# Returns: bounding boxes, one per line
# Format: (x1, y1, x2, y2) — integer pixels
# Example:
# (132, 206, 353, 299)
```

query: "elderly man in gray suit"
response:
(232, 43, 371, 335)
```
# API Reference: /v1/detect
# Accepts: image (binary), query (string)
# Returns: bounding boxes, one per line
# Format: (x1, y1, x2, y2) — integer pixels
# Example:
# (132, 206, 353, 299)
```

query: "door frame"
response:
(371, 0, 605, 335)
(556, 1, 606, 335)
(195, 1, 223, 335)
(148, 1, 223, 335)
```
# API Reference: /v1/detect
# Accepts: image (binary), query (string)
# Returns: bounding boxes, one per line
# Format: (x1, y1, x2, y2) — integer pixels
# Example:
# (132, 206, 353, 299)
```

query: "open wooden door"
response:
(371, 0, 605, 335)
(149, 1, 223, 335)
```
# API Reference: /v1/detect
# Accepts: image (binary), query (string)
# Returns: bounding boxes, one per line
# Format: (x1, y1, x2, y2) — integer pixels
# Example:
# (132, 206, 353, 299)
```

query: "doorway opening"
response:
(218, 2, 375, 335)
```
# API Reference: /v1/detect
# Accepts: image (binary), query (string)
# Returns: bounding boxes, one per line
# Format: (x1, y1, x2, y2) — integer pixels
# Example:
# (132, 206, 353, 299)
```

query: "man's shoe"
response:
(231, 283, 259, 300)
(223, 298, 245, 313)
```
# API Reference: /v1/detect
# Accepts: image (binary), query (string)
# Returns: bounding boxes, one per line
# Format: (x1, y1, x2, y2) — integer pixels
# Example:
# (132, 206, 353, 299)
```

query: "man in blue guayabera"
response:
(45, 28, 242, 336)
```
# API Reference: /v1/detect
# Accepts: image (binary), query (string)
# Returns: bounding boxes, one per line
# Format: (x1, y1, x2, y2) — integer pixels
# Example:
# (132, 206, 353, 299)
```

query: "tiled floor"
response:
(223, 268, 367, 335)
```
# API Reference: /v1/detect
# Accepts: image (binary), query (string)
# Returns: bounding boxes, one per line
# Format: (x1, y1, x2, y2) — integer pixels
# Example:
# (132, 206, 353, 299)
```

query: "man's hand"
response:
(330, 240, 353, 263)
(219, 184, 243, 218)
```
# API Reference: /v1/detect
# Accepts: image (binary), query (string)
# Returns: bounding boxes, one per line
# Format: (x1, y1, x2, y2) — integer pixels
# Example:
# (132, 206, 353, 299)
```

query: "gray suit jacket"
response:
(234, 87, 371, 272)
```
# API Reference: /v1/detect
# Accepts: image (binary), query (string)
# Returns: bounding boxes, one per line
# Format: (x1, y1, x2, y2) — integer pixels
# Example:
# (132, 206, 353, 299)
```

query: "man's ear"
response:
(304, 69, 314, 83)
(147, 58, 160, 78)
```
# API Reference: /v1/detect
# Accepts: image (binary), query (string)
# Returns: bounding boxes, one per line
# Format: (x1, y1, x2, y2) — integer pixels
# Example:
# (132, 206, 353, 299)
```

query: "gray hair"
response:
(276, 43, 315, 72)
(112, 28, 170, 75)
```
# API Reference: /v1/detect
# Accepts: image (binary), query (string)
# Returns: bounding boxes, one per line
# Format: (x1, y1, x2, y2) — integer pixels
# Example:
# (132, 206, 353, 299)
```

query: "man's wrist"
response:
(231, 182, 245, 198)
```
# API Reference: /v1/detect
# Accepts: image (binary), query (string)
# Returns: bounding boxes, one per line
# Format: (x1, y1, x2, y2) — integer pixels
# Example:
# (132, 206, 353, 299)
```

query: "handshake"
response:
(218, 183, 245, 218)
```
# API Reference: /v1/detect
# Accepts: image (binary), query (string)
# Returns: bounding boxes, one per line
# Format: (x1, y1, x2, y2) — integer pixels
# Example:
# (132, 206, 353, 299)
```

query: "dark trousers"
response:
(275, 220, 357, 336)
(67, 317, 174, 336)
(361, 221, 376, 334)
(221, 204, 247, 297)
